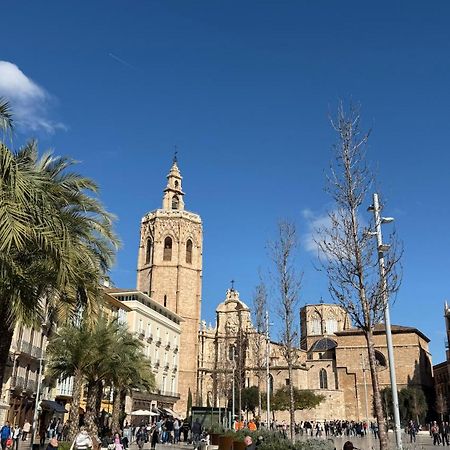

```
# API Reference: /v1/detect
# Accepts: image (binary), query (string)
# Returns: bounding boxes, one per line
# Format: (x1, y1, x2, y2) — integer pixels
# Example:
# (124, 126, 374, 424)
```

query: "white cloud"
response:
(0, 61, 65, 133)
(301, 208, 332, 254)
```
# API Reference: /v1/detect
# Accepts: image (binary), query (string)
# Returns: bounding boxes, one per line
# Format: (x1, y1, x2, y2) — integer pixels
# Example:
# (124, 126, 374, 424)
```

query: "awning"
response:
(130, 409, 158, 416)
(41, 400, 67, 413)
(163, 408, 181, 419)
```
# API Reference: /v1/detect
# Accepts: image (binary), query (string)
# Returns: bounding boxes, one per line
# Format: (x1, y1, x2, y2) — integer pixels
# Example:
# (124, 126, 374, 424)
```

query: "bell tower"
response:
(136, 157, 203, 412)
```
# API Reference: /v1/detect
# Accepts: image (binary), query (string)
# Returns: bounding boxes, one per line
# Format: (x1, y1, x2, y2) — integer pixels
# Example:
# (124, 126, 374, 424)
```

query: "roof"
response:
(310, 337, 338, 352)
(335, 324, 430, 343)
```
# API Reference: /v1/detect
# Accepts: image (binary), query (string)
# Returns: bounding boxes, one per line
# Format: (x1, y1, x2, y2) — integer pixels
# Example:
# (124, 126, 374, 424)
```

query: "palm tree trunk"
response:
(365, 330, 388, 450)
(0, 306, 14, 398)
(68, 370, 84, 441)
(111, 388, 122, 433)
(84, 380, 100, 437)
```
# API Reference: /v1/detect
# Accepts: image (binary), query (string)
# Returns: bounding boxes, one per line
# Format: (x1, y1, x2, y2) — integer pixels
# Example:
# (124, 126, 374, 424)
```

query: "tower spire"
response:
(162, 156, 185, 210)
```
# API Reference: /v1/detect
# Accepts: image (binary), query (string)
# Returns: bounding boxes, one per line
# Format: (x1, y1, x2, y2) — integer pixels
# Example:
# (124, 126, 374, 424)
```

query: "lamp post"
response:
(265, 311, 271, 429)
(369, 192, 402, 450)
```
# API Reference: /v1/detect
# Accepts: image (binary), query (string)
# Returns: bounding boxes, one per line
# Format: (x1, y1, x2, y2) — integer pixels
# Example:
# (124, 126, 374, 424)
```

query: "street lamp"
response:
(265, 311, 271, 429)
(368, 193, 402, 450)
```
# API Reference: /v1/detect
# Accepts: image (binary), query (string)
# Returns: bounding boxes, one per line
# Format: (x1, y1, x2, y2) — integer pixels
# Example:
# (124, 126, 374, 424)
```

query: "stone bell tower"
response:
(136, 156, 203, 412)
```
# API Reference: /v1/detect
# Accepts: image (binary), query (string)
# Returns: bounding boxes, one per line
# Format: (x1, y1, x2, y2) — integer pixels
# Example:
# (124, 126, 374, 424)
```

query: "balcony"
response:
(138, 331, 145, 340)
(155, 338, 162, 346)
(25, 379, 37, 393)
(172, 365, 178, 372)
(19, 341, 32, 354)
(146, 334, 153, 343)
(159, 391, 180, 399)
(173, 344, 179, 353)
(165, 342, 171, 350)
(163, 364, 169, 372)
(154, 360, 160, 368)
(31, 346, 42, 359)
(11, 376, 25, 391)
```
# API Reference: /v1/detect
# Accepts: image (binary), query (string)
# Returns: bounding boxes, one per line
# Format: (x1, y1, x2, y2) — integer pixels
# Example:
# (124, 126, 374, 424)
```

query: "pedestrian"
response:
(46, 437, 59, 450)
(1, 422, 11, 450)
(74, 427, 93, 450)
(181, 420, 190, 443)
(22, 421, 31, 442)
(244, 436, 256, 450)
(408, 420, 416, 443)
(442, 422, 450, 446)
(432, 421, 441, 445)
(191, 419, 202, 444)
(11, 426, 20, 450)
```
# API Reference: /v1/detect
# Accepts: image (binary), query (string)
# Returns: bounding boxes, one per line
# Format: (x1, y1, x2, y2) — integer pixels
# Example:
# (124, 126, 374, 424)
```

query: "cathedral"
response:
(135, 159, 434, 420)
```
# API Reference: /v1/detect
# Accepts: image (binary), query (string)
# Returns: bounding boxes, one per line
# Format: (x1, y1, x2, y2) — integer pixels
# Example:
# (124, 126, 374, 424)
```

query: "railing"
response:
(147, 334, 153, 343)
(155, 338, 162, 346)
(31, 346, 42, 359)
(173, 345, 179, 353)
(11, 376, 25, 391)
(154, 360, 160, 368)
(19, 341, 32, 354)
(165, 342, 171, 349)
(159, 390, 180, 398)
(172, 365, 178, 372)
(163, 364, 169, 371)
(138, 331, 145, 339)
(25, 379, 37, 393)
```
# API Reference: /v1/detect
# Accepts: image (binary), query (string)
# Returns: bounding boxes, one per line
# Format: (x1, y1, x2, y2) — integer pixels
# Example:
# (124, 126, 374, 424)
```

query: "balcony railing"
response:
(31, 346, 42, 359)
(154, 360, 160, 368)
(19, 341, 32, 354)
(11, 376, 25, 391)
(159, 390, 180, 398)
(155, 338, 162, 346)
(146, 334, 153, 343)
(163, 364, 169, 371)
(25, 379, 37, 393)
(165, 342, 171, 350)
(138, 331, 145, 339)
(172, 365, 178, 372)
(173, 345, 179, 353)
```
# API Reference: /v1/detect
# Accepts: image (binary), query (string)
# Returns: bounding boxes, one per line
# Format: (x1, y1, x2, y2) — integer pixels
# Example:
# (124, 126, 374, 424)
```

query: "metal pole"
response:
(372, 193, 402, 450)
(30, 347, 44, 448)
(361, 353, 370, 428)
(232, 363, 235, 430)
(265, 311, 270, 429)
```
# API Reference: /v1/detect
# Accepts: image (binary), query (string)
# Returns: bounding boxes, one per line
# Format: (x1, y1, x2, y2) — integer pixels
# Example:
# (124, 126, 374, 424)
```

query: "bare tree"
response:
(269, 221, 302, 441)
(315, 103, 401, 450)
(252, 278, 268, 416)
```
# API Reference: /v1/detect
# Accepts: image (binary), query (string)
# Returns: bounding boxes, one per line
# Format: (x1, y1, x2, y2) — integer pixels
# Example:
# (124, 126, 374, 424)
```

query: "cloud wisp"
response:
(0, 61, 65, 133)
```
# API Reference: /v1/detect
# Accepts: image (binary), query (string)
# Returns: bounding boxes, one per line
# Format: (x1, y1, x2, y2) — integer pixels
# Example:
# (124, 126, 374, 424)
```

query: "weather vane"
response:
(231, 279, 235, 290)
(173, 145, 178, 163)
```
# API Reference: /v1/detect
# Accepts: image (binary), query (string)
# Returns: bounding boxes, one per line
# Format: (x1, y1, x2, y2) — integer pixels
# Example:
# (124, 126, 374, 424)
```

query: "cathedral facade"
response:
(135, 159, 433, 420)
(197, 290, 434, 421)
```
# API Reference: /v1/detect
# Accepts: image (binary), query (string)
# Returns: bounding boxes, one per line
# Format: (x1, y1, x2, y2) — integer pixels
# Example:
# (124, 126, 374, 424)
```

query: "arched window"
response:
(172, 195, 179, 210)
(186, 239, 193, 264)
(375, 350, 387, 368)
(319, 368, 328, 389)
(268, 374, 274, 395)
(163, 237, 172, 261)
(174, 180, 179, 189)
(145, 238, 153, 264)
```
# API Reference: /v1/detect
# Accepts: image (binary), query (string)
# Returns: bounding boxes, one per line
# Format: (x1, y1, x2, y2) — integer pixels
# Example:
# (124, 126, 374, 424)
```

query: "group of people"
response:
(430, 421, 450, 445)
(1, 420, 33, 450)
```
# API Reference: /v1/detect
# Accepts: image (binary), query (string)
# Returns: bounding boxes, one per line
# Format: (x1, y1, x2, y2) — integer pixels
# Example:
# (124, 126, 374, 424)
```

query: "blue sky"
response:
(2, 1, 450, 362)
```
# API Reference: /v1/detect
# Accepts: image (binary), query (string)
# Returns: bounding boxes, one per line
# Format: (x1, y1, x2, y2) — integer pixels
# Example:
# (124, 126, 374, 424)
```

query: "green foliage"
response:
(380, 386, 428, 425)
(263, 386, 324, 411)
(230, 429, 333, 450)
(241, 386, 260, 413)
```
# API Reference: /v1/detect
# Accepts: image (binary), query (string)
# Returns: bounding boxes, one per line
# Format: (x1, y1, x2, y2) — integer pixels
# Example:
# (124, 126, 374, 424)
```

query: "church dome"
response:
(310, 337, 337, 352)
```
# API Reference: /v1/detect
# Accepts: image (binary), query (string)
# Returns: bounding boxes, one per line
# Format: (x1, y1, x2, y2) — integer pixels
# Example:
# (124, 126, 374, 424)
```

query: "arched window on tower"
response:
(145, 238, 153, 264)
(163, 237, 172, 261)
(319, 368, 328, 389)
(186, 239, 193, 264)
(172, 195, 179, 210)
(174, 180, 179, 189)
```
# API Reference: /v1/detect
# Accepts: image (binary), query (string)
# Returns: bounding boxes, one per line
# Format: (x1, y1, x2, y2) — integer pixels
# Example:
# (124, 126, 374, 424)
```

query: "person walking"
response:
(74, 427, 93, 450)
(22, 421, 31, 441)
(11, 426, 20, 450)
(441, 422, 450, 446)
(432, 421, 441, 445)
(0, 422, 11, 450)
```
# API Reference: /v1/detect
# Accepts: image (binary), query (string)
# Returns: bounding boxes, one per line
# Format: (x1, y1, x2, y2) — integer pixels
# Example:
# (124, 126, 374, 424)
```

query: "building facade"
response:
(135, 158, 202, 414)
(107, 289, 182, 415)
(198, 295, 434, 421)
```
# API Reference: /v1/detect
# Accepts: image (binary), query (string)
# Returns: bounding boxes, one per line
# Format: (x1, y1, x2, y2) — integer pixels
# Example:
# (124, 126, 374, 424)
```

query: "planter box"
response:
(218, 435, 234, 450)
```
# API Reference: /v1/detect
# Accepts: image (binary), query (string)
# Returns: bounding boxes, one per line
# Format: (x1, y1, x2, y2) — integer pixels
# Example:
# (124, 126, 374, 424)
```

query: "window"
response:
(174, 180, 179, 188)
(375, 350, 387, 368)
(172, 195, 179, 210)
(164, 295, 167, 307)
(163, 237, 172, 261)
(228, 345, 236, 361)
(310, 319, 321, 335)
(285, 378, 290, 386)
(146, 323, 152, 338)
(186, 239, 193, 264)
(325, 319, 338, 334)
(145, 238, 153, 264)
(319, 368, 328, 389)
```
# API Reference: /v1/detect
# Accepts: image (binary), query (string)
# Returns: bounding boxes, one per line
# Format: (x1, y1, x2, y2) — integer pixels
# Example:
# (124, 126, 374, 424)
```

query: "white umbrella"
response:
(131, 409, 156, 416)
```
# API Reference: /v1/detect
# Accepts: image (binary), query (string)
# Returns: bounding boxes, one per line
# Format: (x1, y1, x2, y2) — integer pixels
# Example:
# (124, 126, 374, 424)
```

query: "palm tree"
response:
(0, 99, 119, 393)
(45, 323, 94, 441)
(107, 330, 154, 432)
